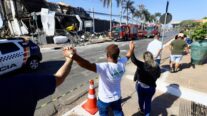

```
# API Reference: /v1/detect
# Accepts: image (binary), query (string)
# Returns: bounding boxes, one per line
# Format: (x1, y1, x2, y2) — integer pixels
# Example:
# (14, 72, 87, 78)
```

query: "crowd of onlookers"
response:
(0, 31, 193, 116)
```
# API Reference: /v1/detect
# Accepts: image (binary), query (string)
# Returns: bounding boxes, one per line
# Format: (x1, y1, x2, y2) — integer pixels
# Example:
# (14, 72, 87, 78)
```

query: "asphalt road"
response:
(1, 30, 178, 116)
(34, 30, 177, 116)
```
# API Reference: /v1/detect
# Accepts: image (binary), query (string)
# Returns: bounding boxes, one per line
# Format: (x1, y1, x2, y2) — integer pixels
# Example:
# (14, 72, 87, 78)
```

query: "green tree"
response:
(100, 0, 122, 31)
(133, 8, 142, 24)
(100, 0, 121, 7)
(154, 12, 161, 23)
(202, 17, 207, 19)
(133, 4, 160, 23)
(122, 0, 135, 24)
(190, 22, 207, 40)
(141, 9, 151, 22)
(180, 20, 200, 31)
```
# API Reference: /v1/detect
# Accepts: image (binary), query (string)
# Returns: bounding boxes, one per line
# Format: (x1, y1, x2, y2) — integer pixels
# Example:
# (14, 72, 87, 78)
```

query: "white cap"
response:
(178, 33, 184, 37)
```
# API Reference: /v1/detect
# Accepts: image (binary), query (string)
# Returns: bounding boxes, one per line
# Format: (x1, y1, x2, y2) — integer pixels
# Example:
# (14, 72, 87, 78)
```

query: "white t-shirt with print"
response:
(96, 57, 128, 103)
(147, 39, 162, 59)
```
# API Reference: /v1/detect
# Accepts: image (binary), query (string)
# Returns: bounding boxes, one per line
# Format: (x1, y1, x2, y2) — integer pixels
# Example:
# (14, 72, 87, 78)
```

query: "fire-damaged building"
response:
(0, 0, 113, 44)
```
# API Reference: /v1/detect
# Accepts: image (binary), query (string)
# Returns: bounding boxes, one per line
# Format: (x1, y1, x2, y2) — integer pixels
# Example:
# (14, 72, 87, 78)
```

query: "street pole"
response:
(161, 0, 169, 61)
(110, 0, 112, 32)
(92, 8, 95, 33)
(120, 0, 123, 26)
(161, 1, 169, 44)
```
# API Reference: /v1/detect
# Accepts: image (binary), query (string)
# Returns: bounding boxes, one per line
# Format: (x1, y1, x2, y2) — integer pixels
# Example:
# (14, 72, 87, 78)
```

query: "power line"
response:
(86, 10, 124, 17)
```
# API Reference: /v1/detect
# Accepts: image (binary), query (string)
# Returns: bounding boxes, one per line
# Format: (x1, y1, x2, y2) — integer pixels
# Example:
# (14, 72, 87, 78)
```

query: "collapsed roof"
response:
(21, 0, 48, 12)
(0, 0, 90, 21)
(0, 0, 91, 37)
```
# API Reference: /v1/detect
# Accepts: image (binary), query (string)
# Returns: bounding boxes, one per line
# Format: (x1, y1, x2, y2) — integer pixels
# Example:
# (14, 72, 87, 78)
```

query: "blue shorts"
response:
(170, 55, 183, 63)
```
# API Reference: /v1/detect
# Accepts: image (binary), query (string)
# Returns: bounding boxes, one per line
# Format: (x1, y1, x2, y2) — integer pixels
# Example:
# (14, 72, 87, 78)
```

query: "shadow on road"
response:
(108, 96, 132, 116)
(131, 84, 181, 116)
(151, 84, 181, 116)
(1, 60, 65, 79)
(121, 96, 131, 104)
(37, 60, 65, 74)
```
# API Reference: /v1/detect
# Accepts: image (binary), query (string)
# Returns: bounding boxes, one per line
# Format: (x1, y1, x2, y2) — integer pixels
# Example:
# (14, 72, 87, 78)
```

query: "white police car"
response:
(0, 38, 42, 75)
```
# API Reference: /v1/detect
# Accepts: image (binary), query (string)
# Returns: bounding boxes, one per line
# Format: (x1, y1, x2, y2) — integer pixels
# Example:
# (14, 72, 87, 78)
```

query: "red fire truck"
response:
(111, 25, 138, 41)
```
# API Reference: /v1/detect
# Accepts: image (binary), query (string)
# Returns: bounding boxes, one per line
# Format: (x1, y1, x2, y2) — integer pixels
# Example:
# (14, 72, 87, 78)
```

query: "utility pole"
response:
(161, 0, 169, 44)
(110, 0, 112, 32)
(120, 0, 123, 26)
(92, 8, 95, 33)
(160, 0, 170, 62)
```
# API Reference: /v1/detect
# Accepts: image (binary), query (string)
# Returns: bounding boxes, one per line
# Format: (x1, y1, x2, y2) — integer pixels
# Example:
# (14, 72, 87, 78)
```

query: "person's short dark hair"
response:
(106, 44, 120, 60)
(175, 35, 178, 40)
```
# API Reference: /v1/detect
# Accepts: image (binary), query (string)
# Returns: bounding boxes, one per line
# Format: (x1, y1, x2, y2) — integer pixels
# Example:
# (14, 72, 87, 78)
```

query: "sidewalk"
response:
(62, 41, 207, 116)
(39, 37, 112, 50)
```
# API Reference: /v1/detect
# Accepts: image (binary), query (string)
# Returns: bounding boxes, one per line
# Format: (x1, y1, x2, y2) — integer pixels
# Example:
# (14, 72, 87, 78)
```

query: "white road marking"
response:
(120, 50, 127, 53)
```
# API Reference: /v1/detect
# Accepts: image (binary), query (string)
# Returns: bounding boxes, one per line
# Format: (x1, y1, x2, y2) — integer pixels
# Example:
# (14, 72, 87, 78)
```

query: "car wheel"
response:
(27, 58, 39, 70)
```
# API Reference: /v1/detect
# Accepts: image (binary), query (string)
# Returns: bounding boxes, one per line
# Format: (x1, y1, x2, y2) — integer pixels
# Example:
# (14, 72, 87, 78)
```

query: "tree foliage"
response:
(100, 0, 121, 7)
(180, 20, 200, 31)
(190, 22, 207, 40)
(203, 17, 207, 19)
(99, 0, 161, 24)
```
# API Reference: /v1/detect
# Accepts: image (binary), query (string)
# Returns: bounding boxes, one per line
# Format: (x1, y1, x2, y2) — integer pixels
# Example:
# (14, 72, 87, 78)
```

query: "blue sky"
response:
(1, 0, 207, 26)
(49, 0, 207, 21)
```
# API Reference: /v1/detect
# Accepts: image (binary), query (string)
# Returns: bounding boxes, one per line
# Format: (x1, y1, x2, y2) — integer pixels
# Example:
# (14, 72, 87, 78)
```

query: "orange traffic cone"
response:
(82, 80, 98, 115)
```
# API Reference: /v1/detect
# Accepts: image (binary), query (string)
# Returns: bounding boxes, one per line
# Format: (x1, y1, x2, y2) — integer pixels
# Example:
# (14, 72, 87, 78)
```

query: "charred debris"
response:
(0, 0, 111, 45)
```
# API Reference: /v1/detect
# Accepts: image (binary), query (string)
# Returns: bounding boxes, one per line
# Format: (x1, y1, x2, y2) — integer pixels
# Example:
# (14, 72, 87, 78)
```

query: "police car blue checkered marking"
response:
(0, 53, 23, 62)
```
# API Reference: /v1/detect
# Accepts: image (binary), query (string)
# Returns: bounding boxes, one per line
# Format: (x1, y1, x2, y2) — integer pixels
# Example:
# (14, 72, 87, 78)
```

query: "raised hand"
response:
(129, 41, 135, 50)
(63, 47, 76, 59)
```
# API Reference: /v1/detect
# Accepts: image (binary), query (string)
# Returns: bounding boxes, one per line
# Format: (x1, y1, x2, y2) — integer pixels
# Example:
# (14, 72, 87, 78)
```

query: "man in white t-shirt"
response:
(65, 41, 135, 116)
(147, 33, 162, 65)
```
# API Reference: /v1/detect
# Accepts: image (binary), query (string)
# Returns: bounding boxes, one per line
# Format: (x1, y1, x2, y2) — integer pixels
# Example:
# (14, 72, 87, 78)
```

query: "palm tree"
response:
(100, 0, 121, 7)
(133, 9, 141, 24)
(149, 15, 156, 22)
(123, 0, 135, 24)
(141, 9, 151, 22)
(100, 0, 121, 31)
(154, 12, 161, 23)
(155, 12, 161, 18)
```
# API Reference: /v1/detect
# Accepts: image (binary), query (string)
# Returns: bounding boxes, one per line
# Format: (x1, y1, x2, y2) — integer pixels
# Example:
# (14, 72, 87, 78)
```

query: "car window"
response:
(0, 42, 20, 54)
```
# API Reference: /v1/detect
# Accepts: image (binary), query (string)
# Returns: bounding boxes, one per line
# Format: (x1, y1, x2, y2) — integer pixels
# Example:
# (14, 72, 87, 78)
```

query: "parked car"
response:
(0, 38, 42, 75)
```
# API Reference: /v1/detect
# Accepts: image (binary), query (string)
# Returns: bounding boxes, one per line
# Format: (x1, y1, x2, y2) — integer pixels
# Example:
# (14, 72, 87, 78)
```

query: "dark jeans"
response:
(97, 98, 124, 116)
(136, 82, 156, 116)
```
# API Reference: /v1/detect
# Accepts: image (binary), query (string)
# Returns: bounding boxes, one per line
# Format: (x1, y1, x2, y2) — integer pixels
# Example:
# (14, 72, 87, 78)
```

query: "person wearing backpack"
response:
(131, 50, 161, 116)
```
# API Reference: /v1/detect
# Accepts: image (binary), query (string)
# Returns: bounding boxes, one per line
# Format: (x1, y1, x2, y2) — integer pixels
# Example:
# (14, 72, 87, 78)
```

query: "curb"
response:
(61, 37, 176, 116)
